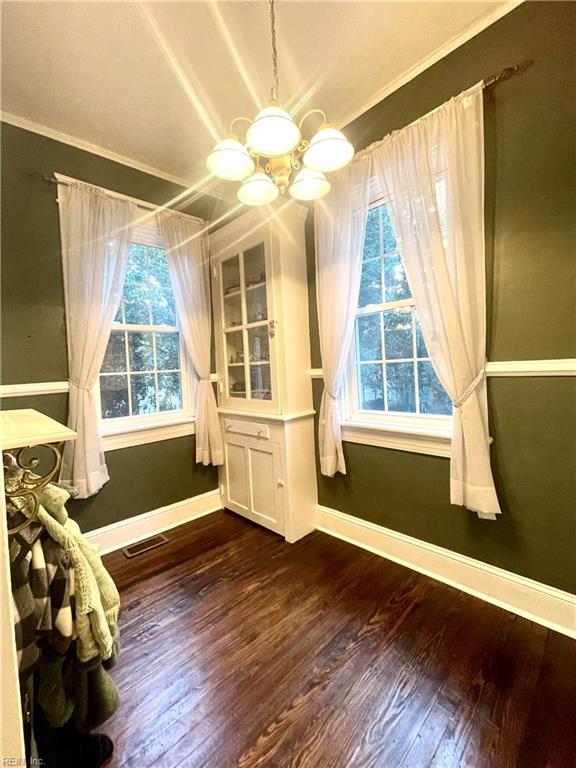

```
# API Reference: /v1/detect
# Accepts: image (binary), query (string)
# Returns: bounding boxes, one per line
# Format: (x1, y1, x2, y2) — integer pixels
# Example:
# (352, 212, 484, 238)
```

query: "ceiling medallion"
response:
(206, 0, 354, 206)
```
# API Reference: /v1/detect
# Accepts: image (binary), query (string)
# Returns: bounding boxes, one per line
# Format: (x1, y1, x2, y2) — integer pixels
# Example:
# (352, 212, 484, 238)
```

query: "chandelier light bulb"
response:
(206, 135, 255, 181)
(246, 101, 301, 158)
(303, 124, 354, 173)
(289, 168, 331, 201)
(237, 167, 279, 206)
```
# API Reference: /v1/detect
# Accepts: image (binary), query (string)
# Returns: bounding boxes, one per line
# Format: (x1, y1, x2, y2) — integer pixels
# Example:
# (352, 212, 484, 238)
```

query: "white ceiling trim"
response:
(1, 1, 522, 199)
(0, 110, 231, 202)
(335, 0, 524, 130)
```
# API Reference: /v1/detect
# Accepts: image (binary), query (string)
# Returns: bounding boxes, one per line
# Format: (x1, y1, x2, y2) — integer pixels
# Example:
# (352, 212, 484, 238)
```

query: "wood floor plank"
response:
(112, 533, 386, 766)
(127, 549, 398, 767)
(233, 578, 454, 768)
(101, 511, 576, 768)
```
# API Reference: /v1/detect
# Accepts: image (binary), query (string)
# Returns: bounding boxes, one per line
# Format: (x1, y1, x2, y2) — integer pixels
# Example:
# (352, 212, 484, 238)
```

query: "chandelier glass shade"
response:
(289, 168, 331, 201)
(302, 124, 355, 173)
(246, 103, 302, 157)
(206, 0, 354, 206)
(206, 136, 255, 181)
(237, 166, 279, 206)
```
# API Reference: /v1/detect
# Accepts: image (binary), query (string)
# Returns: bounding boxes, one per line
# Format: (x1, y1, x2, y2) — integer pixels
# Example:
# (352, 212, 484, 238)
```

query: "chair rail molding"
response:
(317, 504, 576, 639)
(0, 381, 70, 398)
(1, 373, 221, 399)
(485, 359, 576, 376)
(308, 358, 576, 380)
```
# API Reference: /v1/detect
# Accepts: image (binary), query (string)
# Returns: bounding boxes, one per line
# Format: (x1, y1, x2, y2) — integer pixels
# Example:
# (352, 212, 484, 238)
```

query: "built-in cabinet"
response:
(211, 203, 317, 542)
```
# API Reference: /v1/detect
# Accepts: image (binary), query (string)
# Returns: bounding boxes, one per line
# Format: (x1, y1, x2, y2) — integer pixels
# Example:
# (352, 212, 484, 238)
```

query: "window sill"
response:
(101, 417, 196, 452)
(341, 418, 451, 457)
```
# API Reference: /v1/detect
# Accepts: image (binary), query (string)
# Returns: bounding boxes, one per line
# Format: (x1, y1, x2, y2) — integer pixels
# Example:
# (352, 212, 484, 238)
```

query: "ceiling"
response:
(1, 1, 514, 200)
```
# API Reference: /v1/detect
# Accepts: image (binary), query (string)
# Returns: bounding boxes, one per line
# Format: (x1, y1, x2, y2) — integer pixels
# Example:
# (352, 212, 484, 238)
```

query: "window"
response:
(98, 224, 194, 445)
(344, 196, 452, 453)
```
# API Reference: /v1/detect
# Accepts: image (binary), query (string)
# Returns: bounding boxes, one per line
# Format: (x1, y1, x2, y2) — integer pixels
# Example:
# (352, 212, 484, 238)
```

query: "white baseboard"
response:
(317, 505, 576, 639)
(85, 489, 222, 555)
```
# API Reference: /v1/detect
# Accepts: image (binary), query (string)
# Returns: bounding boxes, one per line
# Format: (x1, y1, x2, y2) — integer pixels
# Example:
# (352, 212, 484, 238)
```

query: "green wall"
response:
(1, 2, 574, 589)
(308, 1, 576, 593)
(0, 124, 225, 532)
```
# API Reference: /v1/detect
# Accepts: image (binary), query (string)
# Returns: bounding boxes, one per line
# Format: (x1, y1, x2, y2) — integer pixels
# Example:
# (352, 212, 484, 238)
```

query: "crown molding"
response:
(0, 110, 233, 204)
(2, 2, 522, 204)
(335, 0, 524, 131)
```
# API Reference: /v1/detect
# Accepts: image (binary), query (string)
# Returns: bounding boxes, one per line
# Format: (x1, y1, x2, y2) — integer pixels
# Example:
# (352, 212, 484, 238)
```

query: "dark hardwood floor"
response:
(102, 510, 576, 768)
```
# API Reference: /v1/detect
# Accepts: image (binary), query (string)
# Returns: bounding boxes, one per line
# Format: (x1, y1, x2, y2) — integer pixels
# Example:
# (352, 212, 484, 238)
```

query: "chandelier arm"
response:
(270, 0, 279, 100)
(228, 116, 253, 137)
(298, 108, 328, 133)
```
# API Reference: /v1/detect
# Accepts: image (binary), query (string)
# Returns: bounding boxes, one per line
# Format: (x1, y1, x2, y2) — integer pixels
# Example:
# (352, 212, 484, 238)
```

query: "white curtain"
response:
(57, 180, 135, 498)
(371, 84, 501, 519)
(315, 157, 372, 476)
(158, 212, 223, 466)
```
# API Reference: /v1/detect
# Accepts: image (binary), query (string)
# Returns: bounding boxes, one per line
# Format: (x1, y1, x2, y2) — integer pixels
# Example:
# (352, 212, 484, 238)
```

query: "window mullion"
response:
(380, 310, 388, 412)
(124, 330, 132, 416)
(412, 310, 420, 414)
(152, 331, 160, 412)
(146, 245, 153, 326)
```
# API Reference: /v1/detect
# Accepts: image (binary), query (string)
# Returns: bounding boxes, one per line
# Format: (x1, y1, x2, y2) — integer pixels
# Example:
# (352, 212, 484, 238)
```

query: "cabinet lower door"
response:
(247, 441, 284, 534)
(223, 437, 251, 516)
(223, 437, 284, 536)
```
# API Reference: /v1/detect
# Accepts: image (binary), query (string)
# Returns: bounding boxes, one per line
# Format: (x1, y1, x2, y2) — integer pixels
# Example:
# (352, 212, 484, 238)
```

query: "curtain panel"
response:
(57, 179, 135, 498)
(314, 158, 372, 476)
(315, 83, 501, 519)
(370, 84, 500, 519)
(158, 212, 223, 466)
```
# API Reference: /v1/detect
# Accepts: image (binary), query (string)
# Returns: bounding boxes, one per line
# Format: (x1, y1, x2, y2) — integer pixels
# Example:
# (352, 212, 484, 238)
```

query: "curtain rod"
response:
(483, 59, 533, 88)
(355, 58, 534, 162)
(25, 59, 532, 207)
(24, 172, 208, 225)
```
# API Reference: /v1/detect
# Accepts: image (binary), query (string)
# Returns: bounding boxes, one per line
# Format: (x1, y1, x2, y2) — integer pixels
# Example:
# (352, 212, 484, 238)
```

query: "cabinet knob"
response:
(277, 479, 284, 487)
(257, 428, 263, 435)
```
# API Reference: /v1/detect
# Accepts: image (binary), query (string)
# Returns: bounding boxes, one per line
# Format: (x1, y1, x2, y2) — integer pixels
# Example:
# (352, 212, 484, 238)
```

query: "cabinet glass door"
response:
(248, 326, 271, 401)
(220, 242, 274, 407)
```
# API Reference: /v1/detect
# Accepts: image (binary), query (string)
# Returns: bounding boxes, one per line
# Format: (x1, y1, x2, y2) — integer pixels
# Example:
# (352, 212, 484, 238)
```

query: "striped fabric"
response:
(9, 520, 77, 680)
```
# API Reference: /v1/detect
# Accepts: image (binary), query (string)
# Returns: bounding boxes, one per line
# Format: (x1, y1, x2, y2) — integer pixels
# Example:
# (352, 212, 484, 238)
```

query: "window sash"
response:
(346, 194, 451, 427)
(99, 234, 193, 426)
(99, 327, 189, 422)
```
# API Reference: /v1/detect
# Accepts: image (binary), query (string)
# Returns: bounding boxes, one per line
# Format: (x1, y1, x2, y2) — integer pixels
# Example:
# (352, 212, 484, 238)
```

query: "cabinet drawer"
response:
(224, 419, 270, 439)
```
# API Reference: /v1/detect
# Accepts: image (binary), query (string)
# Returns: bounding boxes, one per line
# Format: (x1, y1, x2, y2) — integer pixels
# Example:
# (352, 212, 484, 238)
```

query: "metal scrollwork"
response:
(4, 443, 63, 535)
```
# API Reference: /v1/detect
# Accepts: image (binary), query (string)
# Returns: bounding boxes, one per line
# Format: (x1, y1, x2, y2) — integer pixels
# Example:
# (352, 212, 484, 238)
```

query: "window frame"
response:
(341, 191, 452, 457)
(97, 217, 196, 451)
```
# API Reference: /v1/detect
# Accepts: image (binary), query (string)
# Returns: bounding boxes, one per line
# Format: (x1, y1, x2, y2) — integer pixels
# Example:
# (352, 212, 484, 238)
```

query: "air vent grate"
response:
(122, 533, 169, 559)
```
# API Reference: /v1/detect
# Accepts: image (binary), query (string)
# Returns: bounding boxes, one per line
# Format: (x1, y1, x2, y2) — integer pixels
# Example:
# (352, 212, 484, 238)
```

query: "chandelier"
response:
(206, 0, 354, 206)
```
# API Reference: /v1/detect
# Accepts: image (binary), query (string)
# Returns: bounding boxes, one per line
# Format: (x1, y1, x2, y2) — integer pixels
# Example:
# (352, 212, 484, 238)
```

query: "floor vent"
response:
(122, 534, 169, 559)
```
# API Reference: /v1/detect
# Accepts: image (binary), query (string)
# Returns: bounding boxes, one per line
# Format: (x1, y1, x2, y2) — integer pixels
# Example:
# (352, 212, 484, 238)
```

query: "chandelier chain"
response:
(269, 0, 279, 100)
